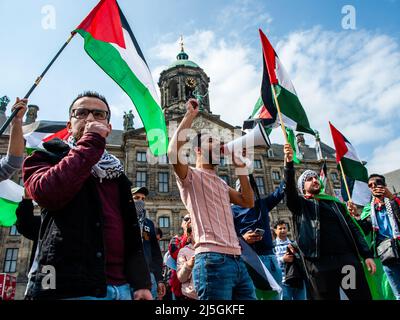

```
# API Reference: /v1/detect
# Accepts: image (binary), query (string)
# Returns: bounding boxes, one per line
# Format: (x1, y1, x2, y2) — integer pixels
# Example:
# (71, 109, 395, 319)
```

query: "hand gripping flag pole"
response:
(0, 33, 76, 136)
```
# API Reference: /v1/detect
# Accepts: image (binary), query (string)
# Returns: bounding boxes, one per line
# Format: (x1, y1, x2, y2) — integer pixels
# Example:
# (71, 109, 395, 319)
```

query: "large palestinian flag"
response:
(74, 0, 167, 156)
(0, 180, 24, 227)
(329, 122, 371, 206)
(258, 29, 314, 135)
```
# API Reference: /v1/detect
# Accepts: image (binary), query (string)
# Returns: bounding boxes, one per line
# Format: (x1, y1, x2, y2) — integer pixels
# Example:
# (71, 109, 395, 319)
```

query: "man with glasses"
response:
(354, 174, 400, 299)
(283, 143, 376, 300)
(22, 91, 152, 300)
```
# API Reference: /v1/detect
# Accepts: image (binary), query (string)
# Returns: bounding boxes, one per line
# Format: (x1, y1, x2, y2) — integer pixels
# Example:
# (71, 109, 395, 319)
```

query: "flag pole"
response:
(271, 85, 289, 144)
(339, 160, 352, 202)
(0, 32, 76, 136)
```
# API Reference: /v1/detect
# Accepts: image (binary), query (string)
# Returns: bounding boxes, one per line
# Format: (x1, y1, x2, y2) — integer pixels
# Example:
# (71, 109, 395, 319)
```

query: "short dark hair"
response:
(368, 174, 386, 186)
(274, 220, 288, 229)
(156, 227, 163, 238)
(69, 91, 111, 121)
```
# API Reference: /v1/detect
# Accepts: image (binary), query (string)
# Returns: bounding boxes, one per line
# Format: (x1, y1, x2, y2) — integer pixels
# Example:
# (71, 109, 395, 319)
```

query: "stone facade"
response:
(0, 46, 342, 299)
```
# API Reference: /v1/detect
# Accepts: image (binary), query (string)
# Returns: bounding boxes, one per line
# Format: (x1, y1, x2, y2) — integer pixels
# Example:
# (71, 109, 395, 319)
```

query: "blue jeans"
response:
(69, 284, 132, 300)
(383, 263, 400, 300)
(282, 282, 307, 300)
(150, 272, 158, 299)
(193, 252, 256, 300)
(258, 254, 283, 300)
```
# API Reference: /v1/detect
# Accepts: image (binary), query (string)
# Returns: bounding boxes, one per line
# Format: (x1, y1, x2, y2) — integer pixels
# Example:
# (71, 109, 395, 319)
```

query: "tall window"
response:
(254, 160, 262, 169)
(159, 216, 170, 228)
(4, 248, 18, 273)
(220, 175, 229, 185)
(158, 172, 169, 193)
(272, 171, 281, 181)
(267, 149, 274, 158)
(136, 151, 147, 162)
(9, 225, 20, 236)
(255, 177, 266, 195)
(331, 172, 339, 182)
(136, 171, 147, 187)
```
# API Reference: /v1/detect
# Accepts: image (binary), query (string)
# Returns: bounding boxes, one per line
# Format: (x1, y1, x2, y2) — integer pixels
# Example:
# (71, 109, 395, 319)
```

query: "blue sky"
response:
(0, 0, 399, 173)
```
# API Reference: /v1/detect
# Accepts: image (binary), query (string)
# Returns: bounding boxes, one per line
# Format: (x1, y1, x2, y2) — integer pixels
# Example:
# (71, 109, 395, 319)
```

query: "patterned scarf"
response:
(369, 197, 400, 240)
(66, 136, 124, 182)
(297, 170, 318, 195)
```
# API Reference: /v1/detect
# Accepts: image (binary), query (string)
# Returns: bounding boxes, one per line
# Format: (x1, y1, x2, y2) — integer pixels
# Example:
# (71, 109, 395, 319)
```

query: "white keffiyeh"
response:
(66, 136, 124, 181)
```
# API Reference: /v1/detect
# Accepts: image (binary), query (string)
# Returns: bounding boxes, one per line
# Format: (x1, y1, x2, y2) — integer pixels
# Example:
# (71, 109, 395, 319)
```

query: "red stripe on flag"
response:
(329, 122, 349, 163)
(259, 29, 278, 85)
(259, 105, 273, 119)
(43, 128, 70, 143)
(75, 0, 126, 49)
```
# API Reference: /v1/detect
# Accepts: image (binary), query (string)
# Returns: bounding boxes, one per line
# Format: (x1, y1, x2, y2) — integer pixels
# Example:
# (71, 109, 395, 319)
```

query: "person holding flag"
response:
(353, 174, 400, 300)
(0, 98, 27, 181)
(283, 143, 377, 300)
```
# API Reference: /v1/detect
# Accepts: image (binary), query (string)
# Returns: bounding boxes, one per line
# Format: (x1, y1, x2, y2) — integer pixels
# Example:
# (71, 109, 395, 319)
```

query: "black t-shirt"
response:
(319, 200, 353, 256)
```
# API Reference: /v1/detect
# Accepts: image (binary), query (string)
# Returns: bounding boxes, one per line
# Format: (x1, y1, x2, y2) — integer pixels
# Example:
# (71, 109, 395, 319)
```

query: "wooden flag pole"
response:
(339, 160, 352, 202)
(0, 32, 76, 136)
(271, 85, 288, 144)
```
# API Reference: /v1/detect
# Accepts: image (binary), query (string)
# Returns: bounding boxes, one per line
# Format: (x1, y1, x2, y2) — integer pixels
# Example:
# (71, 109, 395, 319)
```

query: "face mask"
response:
(134, 200, 146, 221)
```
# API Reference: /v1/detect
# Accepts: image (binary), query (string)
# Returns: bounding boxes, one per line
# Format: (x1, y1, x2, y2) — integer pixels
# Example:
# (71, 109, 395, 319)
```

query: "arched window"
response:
(169, 80, 178, 100)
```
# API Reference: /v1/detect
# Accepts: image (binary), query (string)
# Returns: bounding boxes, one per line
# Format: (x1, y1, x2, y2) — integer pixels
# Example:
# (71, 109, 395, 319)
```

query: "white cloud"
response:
(274, 27, 400, 153)
(150, 26, 400, 173)
(151, 30, 261, 127)
(367, 137, 400, 174)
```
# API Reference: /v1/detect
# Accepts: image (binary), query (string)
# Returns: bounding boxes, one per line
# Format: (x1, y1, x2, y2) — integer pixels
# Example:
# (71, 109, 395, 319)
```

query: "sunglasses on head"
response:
(183, 217, 190, 222)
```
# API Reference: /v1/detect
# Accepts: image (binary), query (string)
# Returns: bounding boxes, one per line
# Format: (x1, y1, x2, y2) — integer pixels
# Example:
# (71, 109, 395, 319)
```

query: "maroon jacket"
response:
(22, 133, 151, 299)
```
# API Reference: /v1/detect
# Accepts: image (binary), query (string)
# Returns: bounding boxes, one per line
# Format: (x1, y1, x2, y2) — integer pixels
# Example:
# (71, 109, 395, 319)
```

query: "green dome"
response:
(168, 59, 199, 69)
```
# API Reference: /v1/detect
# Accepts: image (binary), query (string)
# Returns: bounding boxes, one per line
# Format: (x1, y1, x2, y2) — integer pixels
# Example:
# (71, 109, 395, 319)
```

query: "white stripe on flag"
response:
(344, 142, 362, 163)
(275, 57, 297, 96)
(258, 255, 282, 293)
(352, 180, 371, 206)
(111, 29, 160, 105)
(0, 180, 24, 203)
(24, 132, 50, 149)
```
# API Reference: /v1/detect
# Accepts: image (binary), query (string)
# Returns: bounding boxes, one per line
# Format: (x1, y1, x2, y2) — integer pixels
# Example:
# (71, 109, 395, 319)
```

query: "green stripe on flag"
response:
(274, 85, 314, 135)
(0, 198, 18, 227)
(340, 157, 368, 182)
(77, 29, 168, 156)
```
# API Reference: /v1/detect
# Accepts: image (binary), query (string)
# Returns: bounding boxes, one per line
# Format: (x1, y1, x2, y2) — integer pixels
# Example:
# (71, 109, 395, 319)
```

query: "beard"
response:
(73, 126, 85, 141)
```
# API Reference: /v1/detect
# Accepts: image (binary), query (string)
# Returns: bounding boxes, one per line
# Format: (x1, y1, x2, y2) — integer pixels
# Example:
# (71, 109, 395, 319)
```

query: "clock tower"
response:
(158, 36, 211, 120)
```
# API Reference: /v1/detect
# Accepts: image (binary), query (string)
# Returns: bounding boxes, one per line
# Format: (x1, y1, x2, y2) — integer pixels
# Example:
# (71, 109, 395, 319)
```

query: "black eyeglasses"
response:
(71, 108, 109, 120)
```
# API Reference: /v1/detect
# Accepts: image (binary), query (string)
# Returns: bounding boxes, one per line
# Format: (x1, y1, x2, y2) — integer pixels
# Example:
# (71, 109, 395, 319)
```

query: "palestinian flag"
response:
(0, 180, 24, 227)
(74, 0, 167, 156)
(319, 158, 328, 193)
(329, 122, 371, 206)
(23, 121, 69, 154)
(259, 29, 314, 136)
(243, 97, 275, 130)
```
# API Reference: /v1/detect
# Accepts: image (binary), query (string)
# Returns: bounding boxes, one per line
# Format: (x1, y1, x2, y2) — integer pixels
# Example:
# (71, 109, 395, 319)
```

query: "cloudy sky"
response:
(0, 0, 399, 173)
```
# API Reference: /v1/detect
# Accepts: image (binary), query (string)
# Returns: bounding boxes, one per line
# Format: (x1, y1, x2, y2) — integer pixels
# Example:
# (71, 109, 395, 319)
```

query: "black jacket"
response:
(284, 161, 373, 260)
(23, 138, 151, 299)
(15, 199, 40, 270)
(141, 217, 163, 282)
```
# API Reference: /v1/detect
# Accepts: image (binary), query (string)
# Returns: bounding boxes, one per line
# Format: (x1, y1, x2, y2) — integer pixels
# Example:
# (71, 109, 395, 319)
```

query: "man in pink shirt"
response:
(168, 98, 256, 300)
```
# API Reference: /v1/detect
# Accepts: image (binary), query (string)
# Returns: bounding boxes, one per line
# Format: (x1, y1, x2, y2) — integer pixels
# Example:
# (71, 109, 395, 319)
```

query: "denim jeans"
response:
(383, 263, 400, 300)
(69, 284, 132, 300)
(282, 282, 307, 300)
(258, 254, 283, 300)
(192, 252, 256, 300)
(150, 272, 158, 299)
